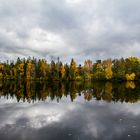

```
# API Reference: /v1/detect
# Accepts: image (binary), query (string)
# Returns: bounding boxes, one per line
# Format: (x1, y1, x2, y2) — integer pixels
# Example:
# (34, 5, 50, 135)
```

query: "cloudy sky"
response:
(0, 0, 140, 63)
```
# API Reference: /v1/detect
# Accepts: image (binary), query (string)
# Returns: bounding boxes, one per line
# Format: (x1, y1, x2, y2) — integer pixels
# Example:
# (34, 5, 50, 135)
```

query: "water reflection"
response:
(0, 81, 140, 139)
(0, 80, 140, 103)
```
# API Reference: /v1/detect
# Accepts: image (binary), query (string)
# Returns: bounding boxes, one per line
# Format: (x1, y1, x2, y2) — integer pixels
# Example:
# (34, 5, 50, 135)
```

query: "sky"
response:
(0, 0, 140, 63)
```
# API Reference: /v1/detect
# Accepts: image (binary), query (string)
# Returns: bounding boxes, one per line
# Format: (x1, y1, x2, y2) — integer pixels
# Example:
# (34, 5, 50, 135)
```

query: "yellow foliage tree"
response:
(40, 61, 49, 78)
(94, 63, 103, 79)
(59, 64, 65, 78)
(105, 68, 113, 80)
(103, 59, 113, 80)
(0, 64, 4, 70)
(125, 73, 136, 81)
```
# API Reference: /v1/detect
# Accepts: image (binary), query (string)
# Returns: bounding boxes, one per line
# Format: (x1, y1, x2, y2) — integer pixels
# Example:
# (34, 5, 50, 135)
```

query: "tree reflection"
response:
(125, 81, 136, 89)
(84, 90, 93, 101)
(0, 80, 140, 103)
(102, 82, 112, 102)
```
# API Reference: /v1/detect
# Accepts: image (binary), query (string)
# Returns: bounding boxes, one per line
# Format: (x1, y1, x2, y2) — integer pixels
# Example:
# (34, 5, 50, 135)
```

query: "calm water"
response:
(0, 80, 140, 140)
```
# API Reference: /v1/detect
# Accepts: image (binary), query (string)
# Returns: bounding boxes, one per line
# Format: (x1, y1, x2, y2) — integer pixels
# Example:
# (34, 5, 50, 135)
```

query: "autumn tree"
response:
(84, 59, 93, 79)
(15, 60, 24, 79)
(26, 61, 33, 79)
(125, 73, 136, 81)
(40, 59, 49, 79)
(93, 60, 104, 80)
(125, 57, 140, 80)
(1, 56, 140, 81)
(59, 62, 65, 80)
(0, 64, 4, 78)
(103, 59, 113, 80)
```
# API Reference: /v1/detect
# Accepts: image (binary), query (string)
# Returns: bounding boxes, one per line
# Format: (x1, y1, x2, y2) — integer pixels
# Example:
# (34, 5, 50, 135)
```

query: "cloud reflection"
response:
(0, 98, 140, 139)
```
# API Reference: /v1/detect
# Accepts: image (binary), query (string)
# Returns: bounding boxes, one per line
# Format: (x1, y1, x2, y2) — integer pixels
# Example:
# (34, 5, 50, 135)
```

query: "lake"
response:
(0, 80, 140, 140)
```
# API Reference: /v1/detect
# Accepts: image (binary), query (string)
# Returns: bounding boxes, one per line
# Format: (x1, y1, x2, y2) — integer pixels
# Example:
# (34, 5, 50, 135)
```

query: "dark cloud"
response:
(0, 0, 140, 63)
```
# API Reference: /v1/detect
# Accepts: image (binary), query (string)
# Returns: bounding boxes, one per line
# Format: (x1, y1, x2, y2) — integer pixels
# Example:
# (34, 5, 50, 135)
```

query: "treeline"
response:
(0, 56, 140, 81)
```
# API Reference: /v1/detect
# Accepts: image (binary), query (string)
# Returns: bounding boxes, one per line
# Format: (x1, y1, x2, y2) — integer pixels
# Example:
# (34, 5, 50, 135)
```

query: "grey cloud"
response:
(0, 0, 140, 62)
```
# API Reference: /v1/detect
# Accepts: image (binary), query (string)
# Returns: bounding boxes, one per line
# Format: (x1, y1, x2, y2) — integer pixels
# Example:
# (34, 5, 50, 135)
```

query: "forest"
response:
(0, 56, 140, 81)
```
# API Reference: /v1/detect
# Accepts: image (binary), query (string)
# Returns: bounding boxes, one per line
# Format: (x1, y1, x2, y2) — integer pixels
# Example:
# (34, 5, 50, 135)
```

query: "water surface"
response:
(0, 81, 140, 140)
